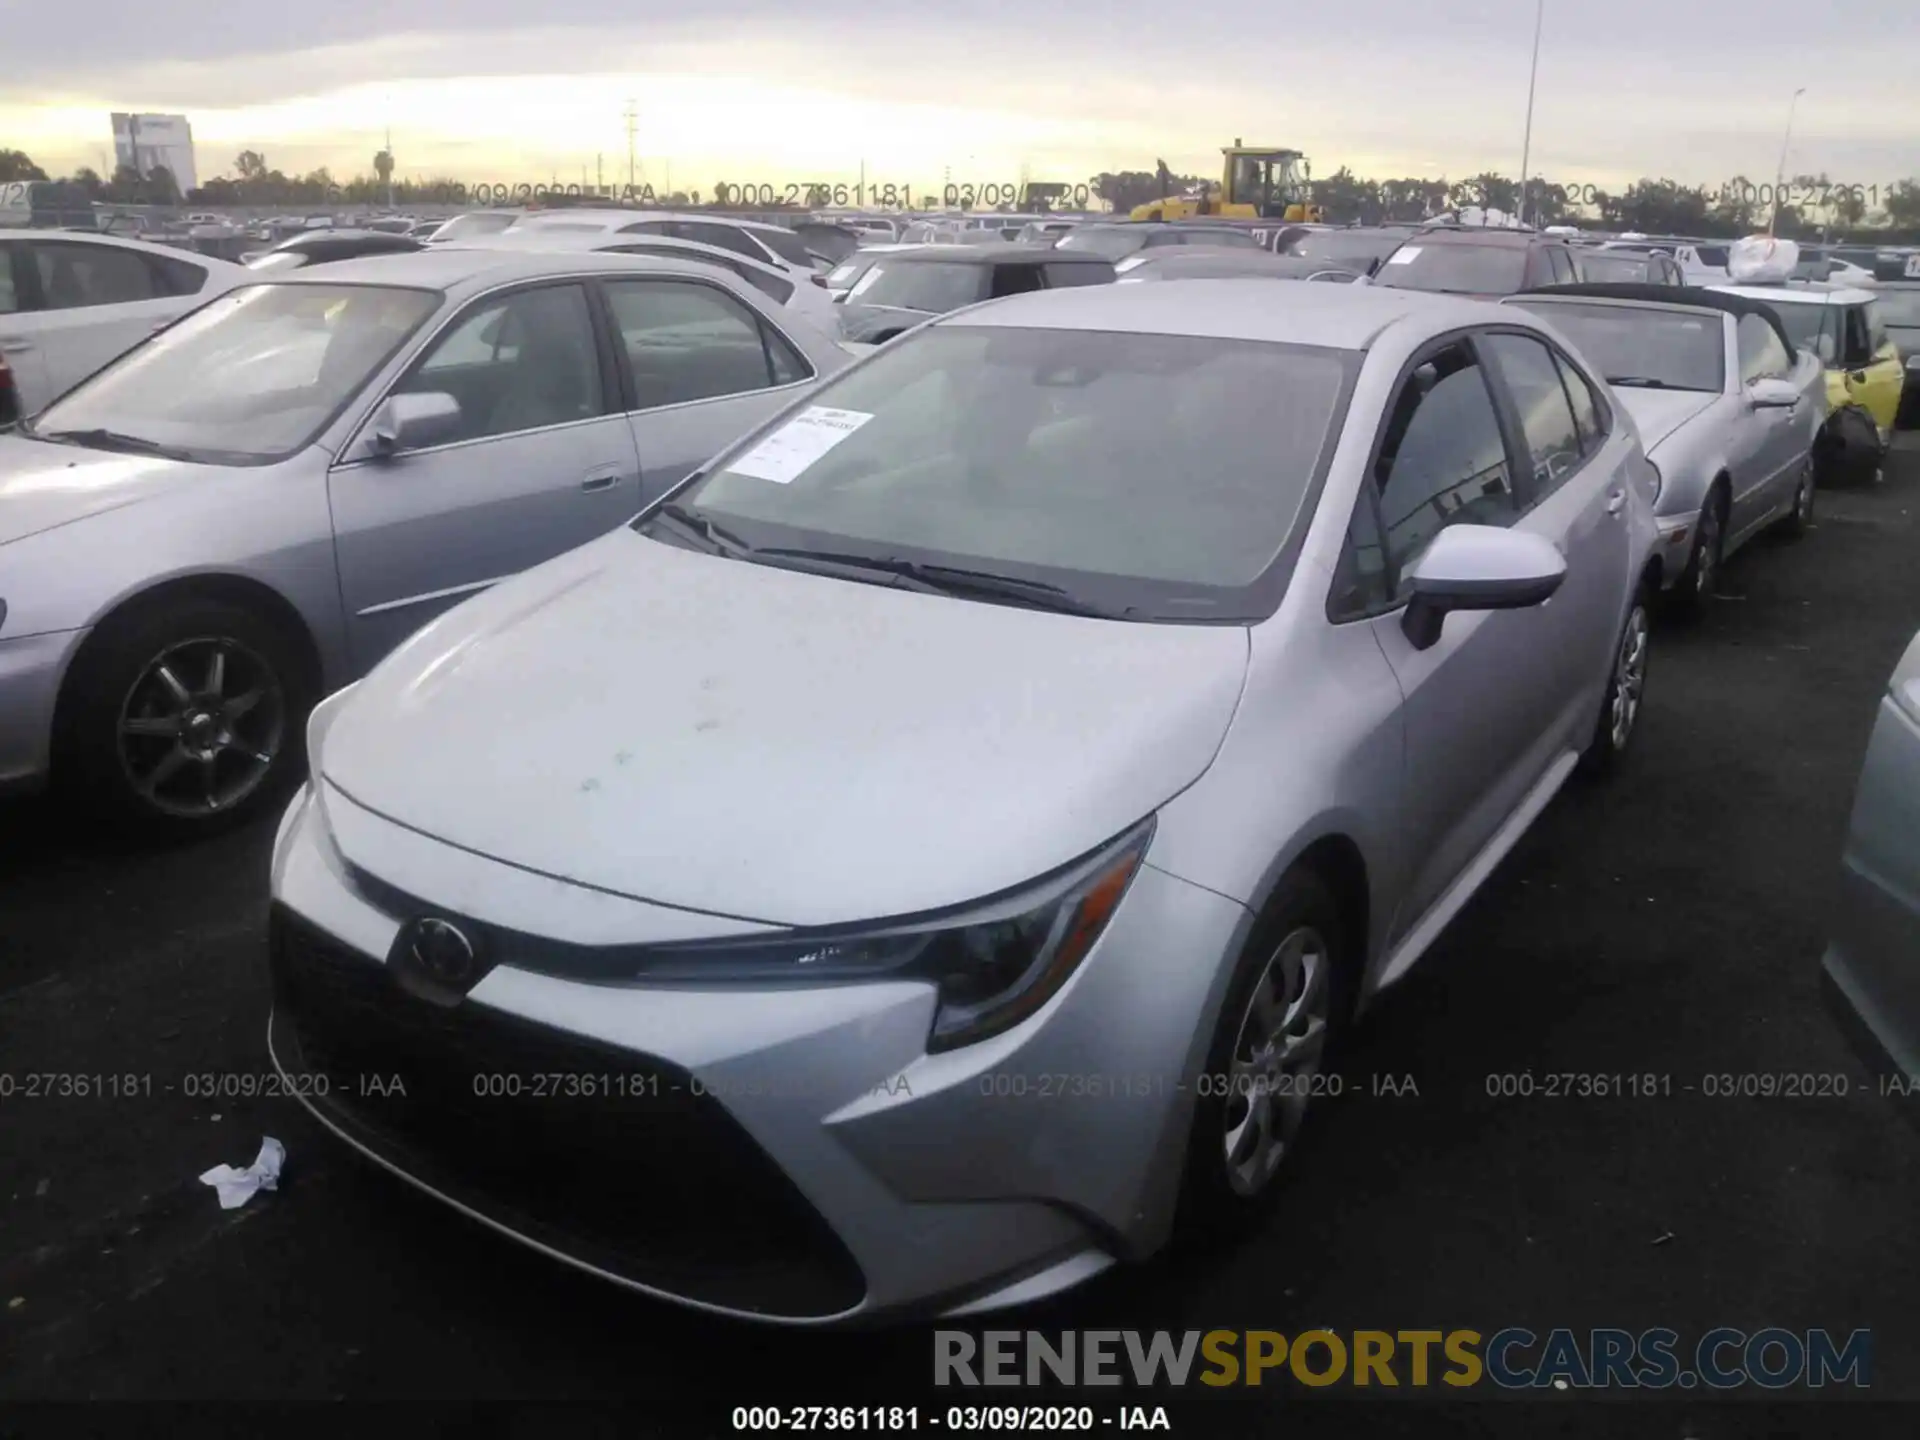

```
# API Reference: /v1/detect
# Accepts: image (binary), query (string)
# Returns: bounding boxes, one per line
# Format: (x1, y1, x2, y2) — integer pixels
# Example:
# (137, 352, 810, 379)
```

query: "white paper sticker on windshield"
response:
(1385, 247, 1421, 265)
(1906, 253, 1920, 278)
(726, 407, 874, 484)
(847, 267, 886, 299)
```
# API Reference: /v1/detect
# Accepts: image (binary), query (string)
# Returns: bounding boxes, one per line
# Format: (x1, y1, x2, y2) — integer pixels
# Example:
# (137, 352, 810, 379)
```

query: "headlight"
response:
(1646, 459, 1662, 501)
(629, 818, 1154, 1052)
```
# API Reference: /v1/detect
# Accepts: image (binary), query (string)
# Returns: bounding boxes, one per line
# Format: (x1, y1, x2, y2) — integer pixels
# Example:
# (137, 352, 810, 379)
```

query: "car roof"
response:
(887, 243, 1108, 264)
(1710, 281, 1878, 306)
(940, 276, 1500, 348)
(1512, 281, 1794, 351)
(250, 248, 746, 292)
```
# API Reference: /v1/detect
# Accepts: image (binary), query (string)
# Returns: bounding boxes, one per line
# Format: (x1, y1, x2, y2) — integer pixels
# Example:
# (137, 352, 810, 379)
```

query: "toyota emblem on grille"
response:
(401, 917, 479, 988)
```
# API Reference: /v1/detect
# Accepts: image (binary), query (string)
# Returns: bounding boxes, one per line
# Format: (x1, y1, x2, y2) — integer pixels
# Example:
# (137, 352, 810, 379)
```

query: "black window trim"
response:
(589, 272, 818, 419)
(334, 277, 614, 468)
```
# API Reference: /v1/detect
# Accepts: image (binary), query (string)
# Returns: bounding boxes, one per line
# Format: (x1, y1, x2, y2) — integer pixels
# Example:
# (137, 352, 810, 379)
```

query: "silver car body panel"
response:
(269, 279, 1662, 1322)
(0, 249, 850, 791)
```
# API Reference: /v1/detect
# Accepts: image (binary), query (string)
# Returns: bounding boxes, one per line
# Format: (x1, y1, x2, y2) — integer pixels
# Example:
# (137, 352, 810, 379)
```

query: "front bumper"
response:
(0, 627, 85, 793)
(267, 785, 1251, 1324)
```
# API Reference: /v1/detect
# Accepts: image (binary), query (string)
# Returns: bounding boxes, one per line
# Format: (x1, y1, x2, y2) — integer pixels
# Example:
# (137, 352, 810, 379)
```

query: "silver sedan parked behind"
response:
(269, 280, 1661, 1324)
(1505, 283, 1825, 613)
(0, 250, 849, 834)
(1823, 627, 1920, 1088)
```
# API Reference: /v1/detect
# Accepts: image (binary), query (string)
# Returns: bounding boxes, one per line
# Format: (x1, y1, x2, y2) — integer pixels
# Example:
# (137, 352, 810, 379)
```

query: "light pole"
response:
(1516, 0, 1545, 227)
(1769, 87, 1805, 236)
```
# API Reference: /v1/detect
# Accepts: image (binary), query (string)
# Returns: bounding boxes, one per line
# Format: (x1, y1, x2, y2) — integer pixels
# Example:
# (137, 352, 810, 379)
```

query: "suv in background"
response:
(1282, 225, 1419, 277)
(1369, 228, 1582, 298)
(837, 245, 1114, 342)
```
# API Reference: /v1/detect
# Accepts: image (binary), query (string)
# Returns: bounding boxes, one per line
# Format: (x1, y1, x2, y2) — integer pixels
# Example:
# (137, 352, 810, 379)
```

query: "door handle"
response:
(580, 467, 623, 493)
(0, 336, 32, 352)
(1605, 489, 1626, 516)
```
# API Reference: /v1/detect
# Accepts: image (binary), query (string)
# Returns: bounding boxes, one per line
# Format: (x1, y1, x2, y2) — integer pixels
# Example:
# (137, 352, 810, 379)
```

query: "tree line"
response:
(8, 145, 1920, 239)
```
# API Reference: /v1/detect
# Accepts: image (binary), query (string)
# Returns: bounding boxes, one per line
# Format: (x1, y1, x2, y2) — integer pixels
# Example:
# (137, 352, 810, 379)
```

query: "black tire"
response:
(1176, 868, 1353, 1237)
(54, 594, 316, 842)
(1579, 587, 1651, 779)
(1667, 486, 1725, 619)
(1778, 452, 1815, 539)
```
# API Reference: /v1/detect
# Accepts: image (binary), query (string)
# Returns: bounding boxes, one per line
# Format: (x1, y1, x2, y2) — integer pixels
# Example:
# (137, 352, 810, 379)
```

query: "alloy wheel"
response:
(1794, 462, 1814, 524)
(1610, 606, 1649, 752)
(1223, 925, 1330, 1197)
(1693, 503, 1721, 596)
(117, 636, 287, 818)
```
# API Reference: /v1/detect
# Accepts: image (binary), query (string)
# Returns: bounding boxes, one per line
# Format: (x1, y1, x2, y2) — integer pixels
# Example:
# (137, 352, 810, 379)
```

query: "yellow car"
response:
(1713, 281, 1905, 476)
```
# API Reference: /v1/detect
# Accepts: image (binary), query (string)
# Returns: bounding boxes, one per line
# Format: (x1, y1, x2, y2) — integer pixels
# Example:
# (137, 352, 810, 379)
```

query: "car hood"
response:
(1610, 388, 1720, 451)
(0, 434, 208, 548)
(322, 530, 1251, 928)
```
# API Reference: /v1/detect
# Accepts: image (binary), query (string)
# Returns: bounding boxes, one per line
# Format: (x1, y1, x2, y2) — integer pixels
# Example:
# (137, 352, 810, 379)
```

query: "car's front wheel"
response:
(1669, 488, 1725, 618)
(1580, 591, 1651, 777)
(1177, 869, 1351, 1233)
(1778, 453, 1816, 538)
(56, 595, 315, 840)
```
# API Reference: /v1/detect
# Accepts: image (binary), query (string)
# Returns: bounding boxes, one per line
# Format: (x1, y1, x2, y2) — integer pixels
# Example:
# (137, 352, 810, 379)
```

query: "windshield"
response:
(246, 251, 310, 272)
(430, 212, 518, 241)
(643, 325, 1355, 621)
(1372, 242, 1528, 295)
(1287, 231, 1407, 267)
(1577, 252, 1657, 282)
(852, 261, 987, 313)
(1755, 301, 1834, 360)
(827, 257, 872, 288)
(30, 283, 441, 464)
(1055, 228, 1147, 260)
(1512, 302, 1725, 392)
(1876, 289, 1920, 328)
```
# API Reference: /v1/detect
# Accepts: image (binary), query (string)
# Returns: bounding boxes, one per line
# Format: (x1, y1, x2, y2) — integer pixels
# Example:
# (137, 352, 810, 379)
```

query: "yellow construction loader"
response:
(1131, 143, 1324, 223)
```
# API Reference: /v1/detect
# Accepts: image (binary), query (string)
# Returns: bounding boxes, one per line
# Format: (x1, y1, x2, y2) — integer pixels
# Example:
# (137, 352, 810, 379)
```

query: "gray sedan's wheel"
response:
(1669, 491, 1724, 617)
(1179, 869, 1350, 1232)
(1779, 454, 1815, 538)
(1580, 592, 1651, 778)
(56, 595, 315, 840)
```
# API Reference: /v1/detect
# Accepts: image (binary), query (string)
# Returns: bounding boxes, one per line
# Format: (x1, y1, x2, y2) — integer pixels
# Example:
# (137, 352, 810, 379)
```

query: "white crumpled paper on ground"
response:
(199, 1137, 286, 1210)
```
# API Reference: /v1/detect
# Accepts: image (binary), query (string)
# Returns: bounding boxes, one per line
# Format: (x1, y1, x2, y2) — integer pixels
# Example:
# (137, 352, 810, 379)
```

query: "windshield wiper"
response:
(646, 501, 754, 556)
(32, 427, 198, 461)
(747, 547, 1127, 617)
(1605, 376, 1671, 389)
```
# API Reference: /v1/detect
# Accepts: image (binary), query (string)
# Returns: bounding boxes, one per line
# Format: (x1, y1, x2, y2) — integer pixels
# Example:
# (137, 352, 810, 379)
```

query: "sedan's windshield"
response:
(1577, 253, 1660, 283)
(1373, 242, 1528, 295)
(643, 325, 1355, 621)
(1510, 302, 1725, 392)
(852, 262, 988, 313)
(1054, 228, 1148, 259)
(29, 283, 441, 463)
(1288, 231, 1408, 268)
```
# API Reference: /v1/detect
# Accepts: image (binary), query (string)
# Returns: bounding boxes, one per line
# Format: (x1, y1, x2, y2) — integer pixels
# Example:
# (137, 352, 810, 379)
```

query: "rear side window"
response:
(672, 221, 767, 263)
(989, 265, 1045, 299)
(30, 240, 159, 308)
(1554, 350, 1607, 454)
(1866, 301, 1889, 354)
(1696, 245, 1730, 268)
(1842, 306, 1873, 367)
(1482, 332, 1585, 502)
(1547, 247, 1577, 283)
(148, 253, 208, 296)
(0, 245, 20, 315)
(736, 267, 795, 305)
(604, 278, 809, 409)
(1042, 262, 1113, 288)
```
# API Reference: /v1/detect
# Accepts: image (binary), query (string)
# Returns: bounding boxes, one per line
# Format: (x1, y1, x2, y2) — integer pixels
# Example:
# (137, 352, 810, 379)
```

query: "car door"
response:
(1730, 312, 1806, 531)
(1853, 300, 1905, 434)
(326, 279, 643, 669)
(0, 241, 49, 413)
(597, 274, 820, 511)
(1480, 330, 1633, 721)
(1346, 336, 1573, 938)
(12, 238, 197, 407)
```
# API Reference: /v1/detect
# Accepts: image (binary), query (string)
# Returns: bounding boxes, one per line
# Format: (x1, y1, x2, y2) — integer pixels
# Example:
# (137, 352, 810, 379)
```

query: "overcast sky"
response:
(7, 2, 1919, 196)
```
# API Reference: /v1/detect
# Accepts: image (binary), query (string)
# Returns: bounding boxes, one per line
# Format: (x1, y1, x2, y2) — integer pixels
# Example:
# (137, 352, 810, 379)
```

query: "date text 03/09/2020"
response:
(731, 1406, 1173, 1432)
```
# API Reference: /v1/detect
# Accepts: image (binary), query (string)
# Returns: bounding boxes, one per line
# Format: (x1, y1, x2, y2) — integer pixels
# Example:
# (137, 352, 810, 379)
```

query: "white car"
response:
(0, 230, 247, 419)
(449, 230, 838, 334)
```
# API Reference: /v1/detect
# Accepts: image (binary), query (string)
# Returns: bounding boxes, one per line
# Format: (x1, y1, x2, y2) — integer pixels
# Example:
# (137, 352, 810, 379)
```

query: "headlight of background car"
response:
(629, 818, 1154, 1052)
(1646, 459, 1662, 502)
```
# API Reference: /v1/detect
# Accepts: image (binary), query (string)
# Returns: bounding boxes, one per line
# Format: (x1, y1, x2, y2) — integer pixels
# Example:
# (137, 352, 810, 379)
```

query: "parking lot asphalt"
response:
(4, 440, 1920, 1426)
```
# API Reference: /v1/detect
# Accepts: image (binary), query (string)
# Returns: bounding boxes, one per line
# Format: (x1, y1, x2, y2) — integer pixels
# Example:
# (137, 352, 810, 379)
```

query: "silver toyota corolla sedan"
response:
(268, 280, 1662, 1324)
(1505, 286, 1826, 612)
(1823, 627, 1920, 1088)
(0, 249, 848, 834)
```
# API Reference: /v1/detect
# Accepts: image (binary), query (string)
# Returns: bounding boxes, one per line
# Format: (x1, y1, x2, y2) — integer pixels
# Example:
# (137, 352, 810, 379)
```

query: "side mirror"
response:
(1400, 525, 1567, 651)
(1747, 377, 1800, 409)
(371, 392, 463, 456)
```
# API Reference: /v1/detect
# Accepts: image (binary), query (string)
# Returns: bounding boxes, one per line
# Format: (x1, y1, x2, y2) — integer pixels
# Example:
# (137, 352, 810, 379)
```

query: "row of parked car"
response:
(0, 208, 1914, 1328)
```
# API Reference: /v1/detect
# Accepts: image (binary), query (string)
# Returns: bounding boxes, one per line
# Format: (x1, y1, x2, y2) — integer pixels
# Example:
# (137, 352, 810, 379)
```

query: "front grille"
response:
(268, 905, 866, 1318)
